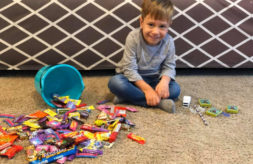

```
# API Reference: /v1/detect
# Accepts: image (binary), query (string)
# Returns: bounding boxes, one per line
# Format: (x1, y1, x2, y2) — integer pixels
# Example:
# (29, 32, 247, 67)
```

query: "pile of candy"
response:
(0, 95, 145, 163)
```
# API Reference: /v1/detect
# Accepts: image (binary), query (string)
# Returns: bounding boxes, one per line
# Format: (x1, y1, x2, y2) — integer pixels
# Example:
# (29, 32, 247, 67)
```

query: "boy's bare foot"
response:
(158, 99, 176, 113)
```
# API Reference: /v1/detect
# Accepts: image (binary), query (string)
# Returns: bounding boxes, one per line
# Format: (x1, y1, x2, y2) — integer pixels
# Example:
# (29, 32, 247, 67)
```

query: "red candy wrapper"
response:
(0, 145, 23, 159)
(127, 133, 145, 144)
(28, 111, 48, 119)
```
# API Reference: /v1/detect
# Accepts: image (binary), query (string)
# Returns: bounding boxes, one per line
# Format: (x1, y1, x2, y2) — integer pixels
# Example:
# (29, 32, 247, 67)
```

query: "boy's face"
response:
(140, 14, 170, 46)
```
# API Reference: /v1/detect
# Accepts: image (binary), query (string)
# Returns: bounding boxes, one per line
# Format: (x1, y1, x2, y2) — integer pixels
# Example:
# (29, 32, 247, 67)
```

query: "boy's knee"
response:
(108, 74, 127, 90)
(170, 82, 181, 99)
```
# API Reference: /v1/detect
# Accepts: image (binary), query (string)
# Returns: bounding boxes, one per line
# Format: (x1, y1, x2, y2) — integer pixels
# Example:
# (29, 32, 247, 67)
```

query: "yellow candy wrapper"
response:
(44, 109, 57, 117)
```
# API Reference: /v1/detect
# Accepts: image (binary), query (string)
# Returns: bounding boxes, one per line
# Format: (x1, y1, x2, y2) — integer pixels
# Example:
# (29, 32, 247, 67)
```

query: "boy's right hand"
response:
(144, 89, 160, 106)
(135, 80, 160, 106)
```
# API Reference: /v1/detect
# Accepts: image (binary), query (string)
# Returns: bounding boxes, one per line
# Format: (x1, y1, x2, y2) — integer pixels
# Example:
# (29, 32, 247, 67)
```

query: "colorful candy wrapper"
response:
(0, 126, 7, 135)
(94, 120, 108, 127)
(113, 106, 127, 117)
(75, 152, 97, 158)
(109, 123, 121, 143)
(79, 111, 89, 119)
(46, 120, 61, 129)
(0, 145, 23, 159)
(28, 111, 48, 119)
(69, 99, 81, 105)
(3, 119, 15, 127)
(80, 131, 95, 139)
(126, 107, 138, 112)
(80, 124, 109, 133)
(35, 145, 50, 152)
(45, 128, 60, 141)
(0, 142, 12, 151)
(68, 112, 80, 119)
(74, 135, 88, 145)
(49, 145, 58, 152)
(44, 109, 57, 117)
(29, 146, 76, 164)
(76, 103, 87, 108)
(94, 132, 111, 141)
(26, 145, 37, 161)
(96, 105, 111, 112)
(0, 114, 15, 119)
(79, 148, 103, 155)
(108, 120, 119, 131)
(29, 136, 43, 146)
(13, 115, 25, 123)
(56, 157, 67, 164)
(97, 100, 109, 105)
(56, 138, 75, 149)
(86, 105, 95, 110)
(61, 131, 79, 138)
(66, 101, 76, 109)
(69, 120, 78, 131)
(63, 108, 77, 120)
(67, 154, 76, 161)
(97, 111, 108, 120)
(71, 117, 84, 124)
(56, 108, 70, 115)
(127, 133, 145, 144)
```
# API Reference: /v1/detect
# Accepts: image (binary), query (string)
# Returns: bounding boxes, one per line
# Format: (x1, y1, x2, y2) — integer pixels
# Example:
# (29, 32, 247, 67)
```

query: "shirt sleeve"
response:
(117, 31, 143, 82)
(160, 37, 176, 80)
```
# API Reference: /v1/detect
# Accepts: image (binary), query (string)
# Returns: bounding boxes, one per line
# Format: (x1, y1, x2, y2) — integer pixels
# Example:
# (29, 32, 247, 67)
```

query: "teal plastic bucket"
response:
(34, 64, 85, 108)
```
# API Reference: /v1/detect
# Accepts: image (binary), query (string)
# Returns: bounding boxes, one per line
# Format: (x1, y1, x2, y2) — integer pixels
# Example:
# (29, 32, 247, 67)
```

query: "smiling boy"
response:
(108, 0, 180, 113)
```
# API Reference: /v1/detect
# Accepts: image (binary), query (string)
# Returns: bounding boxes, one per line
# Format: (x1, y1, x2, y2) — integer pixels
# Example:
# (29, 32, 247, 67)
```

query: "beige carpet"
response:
(0, 72, 252, 164)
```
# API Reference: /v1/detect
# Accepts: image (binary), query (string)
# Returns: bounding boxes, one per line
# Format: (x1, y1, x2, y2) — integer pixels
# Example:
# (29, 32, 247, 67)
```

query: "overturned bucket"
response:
(34, 64, 85, 108)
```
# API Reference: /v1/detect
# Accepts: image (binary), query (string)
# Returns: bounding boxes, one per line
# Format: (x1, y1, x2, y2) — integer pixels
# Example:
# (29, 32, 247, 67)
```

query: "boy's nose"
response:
(152, 27, 159, 35)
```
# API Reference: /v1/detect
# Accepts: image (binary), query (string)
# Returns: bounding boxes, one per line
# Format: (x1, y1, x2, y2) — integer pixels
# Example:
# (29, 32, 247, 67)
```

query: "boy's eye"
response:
(159, 25, 167, 29)
(148, 23, 154, 27)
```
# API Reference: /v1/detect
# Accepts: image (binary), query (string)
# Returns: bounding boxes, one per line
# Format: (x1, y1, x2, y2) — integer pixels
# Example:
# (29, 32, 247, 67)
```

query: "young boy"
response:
(108, 0, 180, 113)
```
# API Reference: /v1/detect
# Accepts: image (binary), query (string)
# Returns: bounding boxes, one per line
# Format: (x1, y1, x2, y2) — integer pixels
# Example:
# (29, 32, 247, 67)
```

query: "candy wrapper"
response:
(0, 142, 12, 151)
(81, 124, 109, 133)
(26, 145, 37, 161)
(3, 119, 15, 127)
(0, 145, 23, 159)
(127, 133, 145, 144)
(0, 134, 18, 145)
(0, 114, 15, 119)
(28, 111, 48, 119)
(94, 132, 111, 141)
(29, 146, 77, 164)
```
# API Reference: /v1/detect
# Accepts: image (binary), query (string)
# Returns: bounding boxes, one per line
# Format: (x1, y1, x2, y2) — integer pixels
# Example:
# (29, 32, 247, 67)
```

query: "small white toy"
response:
(183, 96, 191, 108)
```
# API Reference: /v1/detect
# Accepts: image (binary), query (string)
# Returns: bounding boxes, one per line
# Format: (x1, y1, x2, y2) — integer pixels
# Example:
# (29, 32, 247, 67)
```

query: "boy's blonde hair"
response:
(141, 0, 174, 22)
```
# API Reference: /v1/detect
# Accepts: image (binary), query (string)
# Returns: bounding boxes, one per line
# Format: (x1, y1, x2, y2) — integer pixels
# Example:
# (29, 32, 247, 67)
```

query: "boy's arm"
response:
(118, 31, 143, 82)
(160, 37, 176, 80)
(155, 75, 171, 98)
(135, 80, 160, 106)
(156, 36, 175, 98)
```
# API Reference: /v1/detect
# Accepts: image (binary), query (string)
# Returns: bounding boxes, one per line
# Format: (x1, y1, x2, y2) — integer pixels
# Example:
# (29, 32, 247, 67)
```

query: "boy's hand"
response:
(135, 80, 160, 106)
(155, 76, 171, 99)
(144, 88, 160, 106)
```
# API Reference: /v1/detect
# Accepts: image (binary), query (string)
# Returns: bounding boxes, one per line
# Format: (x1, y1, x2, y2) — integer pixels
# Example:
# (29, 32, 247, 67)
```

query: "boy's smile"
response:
(140, 14, 170, 46)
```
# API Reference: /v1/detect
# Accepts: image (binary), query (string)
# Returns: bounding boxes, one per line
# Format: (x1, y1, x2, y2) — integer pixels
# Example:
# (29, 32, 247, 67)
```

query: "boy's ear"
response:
(139, 16, 143, 28)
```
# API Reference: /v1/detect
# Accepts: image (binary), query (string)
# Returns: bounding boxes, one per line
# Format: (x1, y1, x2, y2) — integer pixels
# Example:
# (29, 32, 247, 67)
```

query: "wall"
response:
(0, 0, 252, 70)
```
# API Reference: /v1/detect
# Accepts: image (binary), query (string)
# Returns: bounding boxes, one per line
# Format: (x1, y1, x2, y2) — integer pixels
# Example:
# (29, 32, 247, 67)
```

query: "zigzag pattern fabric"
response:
(0, 0, 252, 70)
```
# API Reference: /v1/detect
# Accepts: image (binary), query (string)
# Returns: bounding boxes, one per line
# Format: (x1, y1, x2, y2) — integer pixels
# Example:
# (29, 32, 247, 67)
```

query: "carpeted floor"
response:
(0, 70, 252, 164)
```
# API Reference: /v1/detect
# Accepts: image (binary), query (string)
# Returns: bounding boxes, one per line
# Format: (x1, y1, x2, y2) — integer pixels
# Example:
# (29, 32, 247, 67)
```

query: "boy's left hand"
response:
(155, 76, 170, 98)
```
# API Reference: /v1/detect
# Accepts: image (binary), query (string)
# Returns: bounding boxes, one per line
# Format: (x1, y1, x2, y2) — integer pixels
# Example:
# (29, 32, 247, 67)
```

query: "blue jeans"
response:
(108, 74, 181, 107)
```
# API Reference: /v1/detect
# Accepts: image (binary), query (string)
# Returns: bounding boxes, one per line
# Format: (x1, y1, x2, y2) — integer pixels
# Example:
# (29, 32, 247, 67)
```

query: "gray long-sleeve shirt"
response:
(116, 29, 176, 82)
